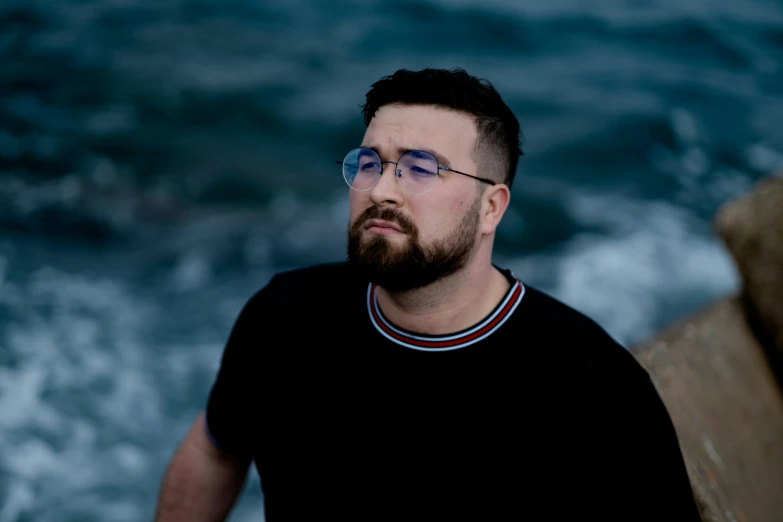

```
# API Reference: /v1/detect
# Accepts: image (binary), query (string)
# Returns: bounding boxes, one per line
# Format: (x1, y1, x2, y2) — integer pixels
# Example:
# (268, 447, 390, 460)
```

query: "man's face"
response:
(347, 104, 482, 292)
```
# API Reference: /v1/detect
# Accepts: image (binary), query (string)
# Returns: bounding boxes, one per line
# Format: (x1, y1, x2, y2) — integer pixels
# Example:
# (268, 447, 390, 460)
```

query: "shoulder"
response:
(518, 283, 649, 383)
(225, 262, 360, 344)
(269, 261, 361, 295)
(242, 261, 361, 312)
(517, 284, 663, 421)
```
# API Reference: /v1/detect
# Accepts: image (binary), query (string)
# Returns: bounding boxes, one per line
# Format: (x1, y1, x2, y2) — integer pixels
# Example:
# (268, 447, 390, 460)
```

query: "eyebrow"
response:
(360, 145, 453, 169)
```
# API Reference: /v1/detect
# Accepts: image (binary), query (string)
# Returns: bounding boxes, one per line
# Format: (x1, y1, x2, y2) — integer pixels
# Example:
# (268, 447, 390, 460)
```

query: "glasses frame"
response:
(337, 147, 496, 195)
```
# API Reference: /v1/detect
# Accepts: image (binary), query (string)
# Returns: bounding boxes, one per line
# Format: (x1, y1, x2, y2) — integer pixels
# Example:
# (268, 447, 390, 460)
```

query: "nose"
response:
(369, 161, 405, 208)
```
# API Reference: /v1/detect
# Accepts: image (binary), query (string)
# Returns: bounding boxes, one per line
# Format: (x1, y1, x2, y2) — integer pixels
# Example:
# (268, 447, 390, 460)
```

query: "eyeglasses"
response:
(337, 147, 496, 195)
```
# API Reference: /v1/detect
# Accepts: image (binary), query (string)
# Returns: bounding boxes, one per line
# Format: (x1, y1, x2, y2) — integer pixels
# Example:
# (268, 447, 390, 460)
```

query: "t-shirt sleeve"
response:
(205, 278, 276, 456)
(593, 363, 702, 521)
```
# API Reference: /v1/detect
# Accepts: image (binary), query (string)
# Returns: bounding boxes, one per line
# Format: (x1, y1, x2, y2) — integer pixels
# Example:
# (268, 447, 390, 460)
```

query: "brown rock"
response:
(633, 297, 783, 522)
(715, 174, 783, 360)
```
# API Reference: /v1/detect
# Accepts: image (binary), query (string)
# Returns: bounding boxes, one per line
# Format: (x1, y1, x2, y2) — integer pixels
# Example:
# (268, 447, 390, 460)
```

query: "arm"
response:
(154, 410, 251, 522)
(598, 373, 702, 521)
(156, 278, 277, 520)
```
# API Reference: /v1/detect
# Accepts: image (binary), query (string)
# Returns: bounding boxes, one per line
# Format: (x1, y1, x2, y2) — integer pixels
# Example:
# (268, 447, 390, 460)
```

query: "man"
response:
(155, 68, 702, 521)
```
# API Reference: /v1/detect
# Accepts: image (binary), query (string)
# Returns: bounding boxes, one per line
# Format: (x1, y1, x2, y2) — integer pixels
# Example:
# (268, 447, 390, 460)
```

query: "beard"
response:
(347, 197, 481, 292)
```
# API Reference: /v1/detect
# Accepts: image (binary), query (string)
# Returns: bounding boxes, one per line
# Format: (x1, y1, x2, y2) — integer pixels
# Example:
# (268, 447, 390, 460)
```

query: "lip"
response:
(365, 219, 404, 234)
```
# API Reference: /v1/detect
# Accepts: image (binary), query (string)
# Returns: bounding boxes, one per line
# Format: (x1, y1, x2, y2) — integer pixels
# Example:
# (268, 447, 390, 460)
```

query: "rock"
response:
(629, 173, 783, 520)
(633, 297, 783, 522)
(714, 174, 783, 363)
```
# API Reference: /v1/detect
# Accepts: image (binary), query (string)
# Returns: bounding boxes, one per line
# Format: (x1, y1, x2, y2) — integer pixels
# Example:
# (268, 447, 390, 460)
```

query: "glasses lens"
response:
(397, 151, 438, 195)
(343, 148, 381, 191)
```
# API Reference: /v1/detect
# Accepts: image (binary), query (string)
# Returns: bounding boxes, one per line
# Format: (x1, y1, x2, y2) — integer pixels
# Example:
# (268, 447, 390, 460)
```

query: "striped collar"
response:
(366, 274, 525, 352)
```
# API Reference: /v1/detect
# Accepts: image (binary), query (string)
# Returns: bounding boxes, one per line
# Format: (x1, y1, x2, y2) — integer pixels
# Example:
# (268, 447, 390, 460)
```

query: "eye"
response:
(410, 165, 436, 176)
(360, 162, 380, 171)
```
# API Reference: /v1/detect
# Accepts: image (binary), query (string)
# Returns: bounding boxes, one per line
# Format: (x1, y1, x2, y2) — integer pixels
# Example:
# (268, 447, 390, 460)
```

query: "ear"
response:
(479, 183, 511, 236)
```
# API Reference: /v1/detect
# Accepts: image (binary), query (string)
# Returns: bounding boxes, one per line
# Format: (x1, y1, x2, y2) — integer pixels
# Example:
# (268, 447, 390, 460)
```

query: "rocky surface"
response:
(632, 174, 783, 522)
(634, 297, 783, 522)
(714, 174, 783, 369)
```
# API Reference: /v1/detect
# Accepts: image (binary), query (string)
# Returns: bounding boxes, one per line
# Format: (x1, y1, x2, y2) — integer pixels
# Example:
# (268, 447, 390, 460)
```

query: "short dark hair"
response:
(361, 68, 523, 188)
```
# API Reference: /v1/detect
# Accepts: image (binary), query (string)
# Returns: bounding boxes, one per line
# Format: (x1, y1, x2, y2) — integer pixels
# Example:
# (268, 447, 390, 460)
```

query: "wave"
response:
(502, 190, 740, 346)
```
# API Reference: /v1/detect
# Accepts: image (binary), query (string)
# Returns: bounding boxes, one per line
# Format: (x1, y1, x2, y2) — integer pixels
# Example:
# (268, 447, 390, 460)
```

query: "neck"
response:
(375, 255, 511, 336)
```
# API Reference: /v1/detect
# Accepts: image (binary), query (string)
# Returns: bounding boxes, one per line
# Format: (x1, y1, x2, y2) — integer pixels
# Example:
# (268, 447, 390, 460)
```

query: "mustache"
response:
(353, 207, 416, 235)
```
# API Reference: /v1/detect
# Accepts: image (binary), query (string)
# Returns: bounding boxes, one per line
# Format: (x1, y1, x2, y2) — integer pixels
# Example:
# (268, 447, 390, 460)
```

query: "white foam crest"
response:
(671, 108, 702, 147)
(506, 193, 739, 346)
(171, 250, 212, 291)
(0, 359, 51, 430)
(650, 110, 759, 210)
(0, 482, 34, 522)
(0, 268, 159, 519)
(746, 143, 783, 174)
(163, 191, 348, 291)
(0, 261, 270, 520)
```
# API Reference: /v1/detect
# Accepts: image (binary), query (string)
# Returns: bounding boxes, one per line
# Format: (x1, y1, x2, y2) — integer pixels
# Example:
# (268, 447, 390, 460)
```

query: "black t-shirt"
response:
(206, 262, 701, 521)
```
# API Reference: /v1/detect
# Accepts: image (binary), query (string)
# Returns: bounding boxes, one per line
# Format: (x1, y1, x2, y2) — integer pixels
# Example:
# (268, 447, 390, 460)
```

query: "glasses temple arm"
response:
(441, 167, 496, 186)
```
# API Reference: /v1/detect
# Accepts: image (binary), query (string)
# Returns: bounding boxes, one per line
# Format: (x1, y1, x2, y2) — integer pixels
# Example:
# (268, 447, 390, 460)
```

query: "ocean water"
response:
(1, 0, 782, 519)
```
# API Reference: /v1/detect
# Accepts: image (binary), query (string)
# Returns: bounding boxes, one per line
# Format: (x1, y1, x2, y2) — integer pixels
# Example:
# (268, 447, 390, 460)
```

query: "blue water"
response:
(1, 0, 782, 519)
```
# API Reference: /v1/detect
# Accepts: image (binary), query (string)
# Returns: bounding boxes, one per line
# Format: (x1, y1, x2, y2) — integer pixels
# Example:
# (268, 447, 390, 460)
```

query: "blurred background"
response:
(1, 0, 782, 520)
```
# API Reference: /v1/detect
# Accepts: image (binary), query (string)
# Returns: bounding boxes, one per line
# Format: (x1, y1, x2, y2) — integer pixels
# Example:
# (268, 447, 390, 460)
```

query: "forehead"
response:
(362, 104, 478, 162)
